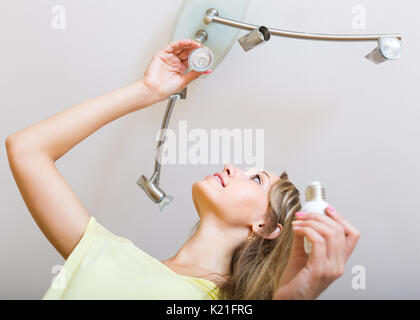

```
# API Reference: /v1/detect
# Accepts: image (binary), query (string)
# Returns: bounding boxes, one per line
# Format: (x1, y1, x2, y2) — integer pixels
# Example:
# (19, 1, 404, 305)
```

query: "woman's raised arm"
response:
(5, 39, 208, 259)
(5, 81, 159, 259)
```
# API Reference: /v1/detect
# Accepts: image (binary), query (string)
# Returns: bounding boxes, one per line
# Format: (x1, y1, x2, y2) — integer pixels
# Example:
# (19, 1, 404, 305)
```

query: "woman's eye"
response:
(251, 174, 261, 184)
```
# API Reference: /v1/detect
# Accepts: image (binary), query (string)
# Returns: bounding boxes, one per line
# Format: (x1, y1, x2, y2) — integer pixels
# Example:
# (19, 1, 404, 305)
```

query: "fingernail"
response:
(295, 212, 306, 217)
(204, 70, 212, 75)
(326, 205, 336, 213)
(292, 220, 303, 224)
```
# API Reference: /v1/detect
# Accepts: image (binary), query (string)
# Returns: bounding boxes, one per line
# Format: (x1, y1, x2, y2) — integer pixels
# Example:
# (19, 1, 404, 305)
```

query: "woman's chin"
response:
(192, 178, 221, 212)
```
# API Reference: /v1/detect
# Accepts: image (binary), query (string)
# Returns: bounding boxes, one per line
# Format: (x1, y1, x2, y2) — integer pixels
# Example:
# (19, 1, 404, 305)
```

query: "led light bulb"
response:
(365, 37, 402, 64)
(379, 37, 402, 60)
(158, 194, 174, 211)
(188, 46, 214, 72)
(302, 181, 329, 255)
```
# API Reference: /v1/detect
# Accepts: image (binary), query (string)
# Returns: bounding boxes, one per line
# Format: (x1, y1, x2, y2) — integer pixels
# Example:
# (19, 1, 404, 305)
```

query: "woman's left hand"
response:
(141, 39, 211, 103)
(273, 206, 360, 300)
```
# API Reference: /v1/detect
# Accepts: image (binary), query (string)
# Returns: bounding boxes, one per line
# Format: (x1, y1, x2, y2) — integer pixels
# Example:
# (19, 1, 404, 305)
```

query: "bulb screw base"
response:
(305, 181, 326, 202)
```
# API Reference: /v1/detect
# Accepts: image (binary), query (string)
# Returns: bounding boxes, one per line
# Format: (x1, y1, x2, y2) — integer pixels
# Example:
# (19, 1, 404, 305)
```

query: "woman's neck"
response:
(162, 215, 247, 283)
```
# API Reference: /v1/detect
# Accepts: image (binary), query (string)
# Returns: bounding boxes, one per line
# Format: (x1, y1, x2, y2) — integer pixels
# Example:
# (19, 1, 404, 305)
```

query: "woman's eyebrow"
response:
(261, 171, 271, 182)
(246, 168, 271, 184)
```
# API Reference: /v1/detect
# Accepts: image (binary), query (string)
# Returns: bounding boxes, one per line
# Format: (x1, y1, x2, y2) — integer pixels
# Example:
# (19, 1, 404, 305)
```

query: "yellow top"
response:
(42, 216, 220, 300)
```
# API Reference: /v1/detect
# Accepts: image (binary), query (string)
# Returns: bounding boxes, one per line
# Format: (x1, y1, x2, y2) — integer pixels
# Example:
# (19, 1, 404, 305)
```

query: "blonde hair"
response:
(191, 171, 301, 299)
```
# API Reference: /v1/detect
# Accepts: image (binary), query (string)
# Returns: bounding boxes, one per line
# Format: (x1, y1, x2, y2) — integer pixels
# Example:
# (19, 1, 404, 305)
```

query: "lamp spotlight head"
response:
(137, 175, 173, 211)
(238, 26, 271, 52)
(365, 37, 402, 64)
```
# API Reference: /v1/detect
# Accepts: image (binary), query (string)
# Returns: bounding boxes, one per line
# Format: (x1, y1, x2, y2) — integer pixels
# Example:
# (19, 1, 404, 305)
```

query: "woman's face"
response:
(192, 164, 280, 228)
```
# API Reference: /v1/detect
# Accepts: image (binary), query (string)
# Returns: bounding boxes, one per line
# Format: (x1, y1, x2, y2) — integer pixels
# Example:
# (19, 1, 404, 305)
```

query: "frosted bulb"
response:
(188, 47, 214, 72)
(158, 194, 173, 211)
(379, 37, 402, 60)
(302, 181, 329, 255)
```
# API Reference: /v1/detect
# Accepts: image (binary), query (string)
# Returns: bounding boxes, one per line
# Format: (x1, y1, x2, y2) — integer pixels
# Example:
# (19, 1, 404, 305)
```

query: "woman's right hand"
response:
(140, 39, 212, 104)
(273, 206, 360, 299)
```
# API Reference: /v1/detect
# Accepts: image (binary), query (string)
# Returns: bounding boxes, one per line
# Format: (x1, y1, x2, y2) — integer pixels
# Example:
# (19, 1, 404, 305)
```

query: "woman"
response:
(6, 39, 360, 300)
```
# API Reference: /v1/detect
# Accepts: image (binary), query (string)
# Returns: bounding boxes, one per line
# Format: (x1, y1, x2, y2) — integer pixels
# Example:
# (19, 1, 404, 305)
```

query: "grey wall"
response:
(1, 0, 419, 299)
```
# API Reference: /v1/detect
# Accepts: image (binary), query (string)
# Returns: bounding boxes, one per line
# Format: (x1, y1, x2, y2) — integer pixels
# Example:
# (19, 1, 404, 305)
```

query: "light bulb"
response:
(301, 181, 329, 255)
(379, 37, 402, 60)
(158, 194, 174, 211)
(188, 47, 214, 72)
(365, 36, 402, 64)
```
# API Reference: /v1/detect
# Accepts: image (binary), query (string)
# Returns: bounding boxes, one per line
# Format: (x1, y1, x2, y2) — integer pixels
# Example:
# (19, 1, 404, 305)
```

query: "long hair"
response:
(191, 171, 301, 299)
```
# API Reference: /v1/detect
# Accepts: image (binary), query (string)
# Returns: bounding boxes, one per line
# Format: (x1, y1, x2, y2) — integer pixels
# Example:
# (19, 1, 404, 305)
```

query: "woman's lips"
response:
(213, 175, 223, 186)
(213, 173, 225, 187)
(204, 174, 224, 187)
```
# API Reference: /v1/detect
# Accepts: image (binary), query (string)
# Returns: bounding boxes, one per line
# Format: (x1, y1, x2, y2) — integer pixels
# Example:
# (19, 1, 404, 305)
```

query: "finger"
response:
(163, 39, 202, 55)
(325, 206, 360, 259)
(296, 212, 344, 233)
(180, 69, 206, 86)
(292, 225, 328, 264)
(292, 219, 345, 261)
(181, 62, 213, 74)
(178, 48, 195, 61)
(163, 39, 192, 55)
(296, 212, 346, 262)
(290, 223, 306, 253)
(325, 206, 359, 237)
(182, 59, 190, 70)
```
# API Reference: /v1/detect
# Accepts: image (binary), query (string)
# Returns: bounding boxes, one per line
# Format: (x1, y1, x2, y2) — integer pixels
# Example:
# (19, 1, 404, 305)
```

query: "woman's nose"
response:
(223, 163, 234, 177)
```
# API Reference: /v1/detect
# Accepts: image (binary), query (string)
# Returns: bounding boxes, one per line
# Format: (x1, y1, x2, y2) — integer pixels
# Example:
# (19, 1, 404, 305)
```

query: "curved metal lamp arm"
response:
(137, 87, 187, 211)
(150, 88, 186, 185)
(150, 96, 177, 185)
(204, 8, 402, 41)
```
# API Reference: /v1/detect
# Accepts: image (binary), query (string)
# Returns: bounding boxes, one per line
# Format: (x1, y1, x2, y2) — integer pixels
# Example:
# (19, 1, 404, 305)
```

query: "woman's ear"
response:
(265, 223, 283, 240)
(252, 223, 283, 240)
